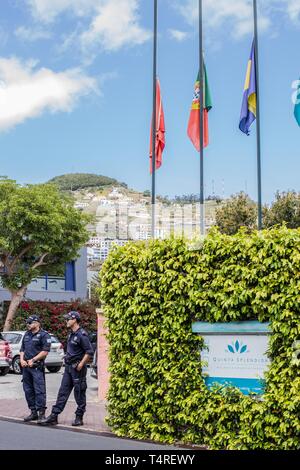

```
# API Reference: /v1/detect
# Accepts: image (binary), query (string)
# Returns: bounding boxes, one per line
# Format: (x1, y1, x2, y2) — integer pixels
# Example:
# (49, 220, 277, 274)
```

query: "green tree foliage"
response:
(215, 192, 257, 234)
(48, 173, 119, 191)
(99, 227, 300, 449)
(0, 180, 91, 330)
(264, 191, 300, 228)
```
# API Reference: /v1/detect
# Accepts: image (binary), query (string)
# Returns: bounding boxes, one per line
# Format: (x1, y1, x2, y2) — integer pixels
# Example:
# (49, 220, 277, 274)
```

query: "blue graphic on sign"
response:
(226, 339, 249, 354)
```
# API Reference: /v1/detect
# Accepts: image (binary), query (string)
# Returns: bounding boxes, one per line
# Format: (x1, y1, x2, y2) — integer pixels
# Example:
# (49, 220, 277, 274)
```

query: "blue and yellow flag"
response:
(239, 41, 257, 135)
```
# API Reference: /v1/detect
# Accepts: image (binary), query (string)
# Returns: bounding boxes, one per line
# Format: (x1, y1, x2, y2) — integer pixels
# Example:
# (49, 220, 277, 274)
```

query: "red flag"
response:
(150, 79, 165, 173)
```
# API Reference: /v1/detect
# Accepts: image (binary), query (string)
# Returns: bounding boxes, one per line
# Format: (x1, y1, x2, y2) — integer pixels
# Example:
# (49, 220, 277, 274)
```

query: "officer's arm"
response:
(32, 351, 49, 362)
(77, 353, 92, 371)
(20, 351, 28, 367)
(77, 334, 94, 370)
(20, 337, 28, 367)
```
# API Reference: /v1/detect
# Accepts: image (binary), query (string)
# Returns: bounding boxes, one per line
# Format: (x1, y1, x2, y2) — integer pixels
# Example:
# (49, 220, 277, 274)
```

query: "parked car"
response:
(1, 331, 64, 374)
(88, 331, 97, 353)
(90, 349, 97, 379)
(0, 333, 12, 376)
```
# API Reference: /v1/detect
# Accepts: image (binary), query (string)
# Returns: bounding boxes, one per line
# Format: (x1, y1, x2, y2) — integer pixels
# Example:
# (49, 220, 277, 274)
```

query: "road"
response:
(0, 367, 98, 402)
(0, 370, 187, 450)
(0, 420, 185, 450)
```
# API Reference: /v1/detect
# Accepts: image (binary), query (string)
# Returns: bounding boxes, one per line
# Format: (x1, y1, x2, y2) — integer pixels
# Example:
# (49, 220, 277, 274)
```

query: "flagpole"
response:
(151, 0, 158, 239)
(199, 0, 205, 235)
(253, 0, 262, 230)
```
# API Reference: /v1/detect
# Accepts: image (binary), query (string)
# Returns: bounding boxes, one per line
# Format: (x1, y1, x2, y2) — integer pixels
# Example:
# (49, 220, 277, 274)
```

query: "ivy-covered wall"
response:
(99, 227, 300, 449)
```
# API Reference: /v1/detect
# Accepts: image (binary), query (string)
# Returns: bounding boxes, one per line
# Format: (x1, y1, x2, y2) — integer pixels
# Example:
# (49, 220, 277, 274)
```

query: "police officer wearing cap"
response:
(20, 315, 51, 424)
(41, 311, 93, 426)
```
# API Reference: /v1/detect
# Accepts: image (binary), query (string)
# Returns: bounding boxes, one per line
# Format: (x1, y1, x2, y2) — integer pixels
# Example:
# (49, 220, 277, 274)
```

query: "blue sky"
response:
(0, 0, 300, 203)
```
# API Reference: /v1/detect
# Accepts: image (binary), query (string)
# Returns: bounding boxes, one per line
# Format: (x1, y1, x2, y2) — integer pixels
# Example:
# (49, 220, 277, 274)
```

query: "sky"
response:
(0, 0, 300, 204)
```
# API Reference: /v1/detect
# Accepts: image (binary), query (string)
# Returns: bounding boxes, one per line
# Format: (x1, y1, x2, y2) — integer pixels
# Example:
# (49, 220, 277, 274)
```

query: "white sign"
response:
(201, 335, 271, 380)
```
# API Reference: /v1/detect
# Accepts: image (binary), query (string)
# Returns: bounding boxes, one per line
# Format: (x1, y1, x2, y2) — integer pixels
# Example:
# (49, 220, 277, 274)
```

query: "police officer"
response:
(41, 311, 93, 426)
(20, 315, 51, 424)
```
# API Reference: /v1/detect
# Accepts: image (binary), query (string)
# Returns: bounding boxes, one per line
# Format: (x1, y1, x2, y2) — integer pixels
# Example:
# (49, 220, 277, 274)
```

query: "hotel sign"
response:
(192, 321, 271, 395)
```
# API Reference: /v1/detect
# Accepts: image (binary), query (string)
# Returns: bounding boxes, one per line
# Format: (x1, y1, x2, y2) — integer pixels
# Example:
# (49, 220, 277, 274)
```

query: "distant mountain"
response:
(48, 173, 127, 191)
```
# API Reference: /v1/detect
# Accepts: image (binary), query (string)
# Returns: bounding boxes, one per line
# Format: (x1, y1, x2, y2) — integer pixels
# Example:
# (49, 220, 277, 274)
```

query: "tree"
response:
(89, 272, 101, 305)
(48, 173, 118, 191)
(215, 192, 257, 235)
(0, 180, 91, 331)
(264, 191, 300, 228)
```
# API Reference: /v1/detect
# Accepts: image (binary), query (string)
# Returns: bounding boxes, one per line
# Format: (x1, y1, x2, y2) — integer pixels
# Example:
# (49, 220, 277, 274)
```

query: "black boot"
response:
(72, 415, 83, 426)
(37, 410, 46, 424)
(24, 411, 38, 422)
(39, 413, 58, 426)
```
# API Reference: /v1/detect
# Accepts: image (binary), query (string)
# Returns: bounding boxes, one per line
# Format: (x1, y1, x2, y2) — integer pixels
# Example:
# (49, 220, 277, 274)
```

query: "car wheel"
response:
(0, 367, 10, 376)
(12, 356, 22, 374)
(46, 366, 61, 373)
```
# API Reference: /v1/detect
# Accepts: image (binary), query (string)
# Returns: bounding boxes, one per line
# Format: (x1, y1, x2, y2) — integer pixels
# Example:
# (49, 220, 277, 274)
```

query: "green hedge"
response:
(99, 226, 300, 450)
(0, 300, 97, 346)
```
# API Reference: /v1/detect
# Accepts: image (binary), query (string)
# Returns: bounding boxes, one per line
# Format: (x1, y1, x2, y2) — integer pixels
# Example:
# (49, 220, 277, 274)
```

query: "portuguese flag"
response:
(187, 65, 212, 151)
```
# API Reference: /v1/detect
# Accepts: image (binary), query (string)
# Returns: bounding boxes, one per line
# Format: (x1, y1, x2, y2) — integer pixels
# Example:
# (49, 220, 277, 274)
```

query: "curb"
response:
(0, 415, 207, 450)
(0, 415, 114, 438)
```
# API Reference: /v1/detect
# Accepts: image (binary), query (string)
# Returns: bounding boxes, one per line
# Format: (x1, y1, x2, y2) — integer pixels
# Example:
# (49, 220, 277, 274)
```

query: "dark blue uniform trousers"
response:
(52, 365, 87, 417)
(22, 367, 46, 412)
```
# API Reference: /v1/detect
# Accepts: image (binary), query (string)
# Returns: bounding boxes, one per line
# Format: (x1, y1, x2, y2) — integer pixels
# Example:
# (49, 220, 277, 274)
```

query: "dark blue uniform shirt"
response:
(20, 329, 51, 361)
(65, 328, 94, 364)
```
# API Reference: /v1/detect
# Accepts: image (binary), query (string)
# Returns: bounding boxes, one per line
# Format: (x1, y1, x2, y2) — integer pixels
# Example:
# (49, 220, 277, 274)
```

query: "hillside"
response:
(48, 173, 127, 191)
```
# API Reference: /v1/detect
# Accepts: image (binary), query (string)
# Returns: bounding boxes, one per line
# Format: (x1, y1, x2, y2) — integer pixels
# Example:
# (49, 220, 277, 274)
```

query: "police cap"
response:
(26, 315, 41, 324)
(63, 311, 81, 321)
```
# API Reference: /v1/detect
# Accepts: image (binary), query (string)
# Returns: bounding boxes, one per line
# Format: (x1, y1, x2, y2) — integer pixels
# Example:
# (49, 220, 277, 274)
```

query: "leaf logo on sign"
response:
(227, 340, 248, 354)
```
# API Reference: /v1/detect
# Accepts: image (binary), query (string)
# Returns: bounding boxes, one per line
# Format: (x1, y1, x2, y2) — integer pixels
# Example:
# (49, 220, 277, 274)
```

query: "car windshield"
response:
(1, 333, 22, 344)
(50, 335, 60, 343)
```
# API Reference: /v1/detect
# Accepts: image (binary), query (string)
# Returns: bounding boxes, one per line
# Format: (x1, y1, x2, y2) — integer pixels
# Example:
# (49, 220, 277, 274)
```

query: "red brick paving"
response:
(0, 399, 110, 433)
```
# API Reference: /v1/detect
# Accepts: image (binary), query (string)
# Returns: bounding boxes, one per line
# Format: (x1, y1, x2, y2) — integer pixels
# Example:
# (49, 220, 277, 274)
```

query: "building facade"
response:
(0, 247, 87, 302)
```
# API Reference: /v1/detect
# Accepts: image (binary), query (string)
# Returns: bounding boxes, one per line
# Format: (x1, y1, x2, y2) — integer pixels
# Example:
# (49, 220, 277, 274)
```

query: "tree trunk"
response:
(3, 287, 27, 331)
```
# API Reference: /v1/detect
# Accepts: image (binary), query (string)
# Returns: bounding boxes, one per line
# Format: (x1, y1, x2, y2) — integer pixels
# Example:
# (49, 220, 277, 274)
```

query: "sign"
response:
(192, 321, 271, 395)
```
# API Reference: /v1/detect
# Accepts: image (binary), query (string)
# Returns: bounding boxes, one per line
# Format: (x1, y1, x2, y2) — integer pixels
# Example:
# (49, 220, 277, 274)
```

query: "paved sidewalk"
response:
(0, 399, 110, 433)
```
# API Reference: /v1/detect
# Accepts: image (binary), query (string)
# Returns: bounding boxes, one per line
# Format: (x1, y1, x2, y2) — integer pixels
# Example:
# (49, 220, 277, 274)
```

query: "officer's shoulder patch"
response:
(80, 329, 87, 336)
(46, 338, 51, 343)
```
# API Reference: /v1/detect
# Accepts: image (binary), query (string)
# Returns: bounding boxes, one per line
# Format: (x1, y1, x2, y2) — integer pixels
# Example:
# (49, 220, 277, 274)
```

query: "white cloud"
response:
(168, 29, 189, 42)
(26, 0, 150, 52)
(26, 0, 96, 23)
(0, 57, 97, 131)
(174, 0, 300, 39)
(175, 0, 271, 38)
(285, 0, 300, 22)
(15, 26, 52, 42)
(80, 0, 151, 52)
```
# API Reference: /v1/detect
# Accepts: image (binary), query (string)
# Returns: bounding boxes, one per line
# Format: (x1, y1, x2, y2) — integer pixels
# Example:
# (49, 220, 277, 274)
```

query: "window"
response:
(27, 262, 75, 292)
(1, 333, 22, 344)
(50, 335, 60, 343)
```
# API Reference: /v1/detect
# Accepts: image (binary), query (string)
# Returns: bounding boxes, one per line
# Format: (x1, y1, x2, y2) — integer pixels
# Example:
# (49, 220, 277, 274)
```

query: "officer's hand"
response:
(20, 360, 28, 368)
(76, 363, 83, 372)
(27, 359, 34, 368)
